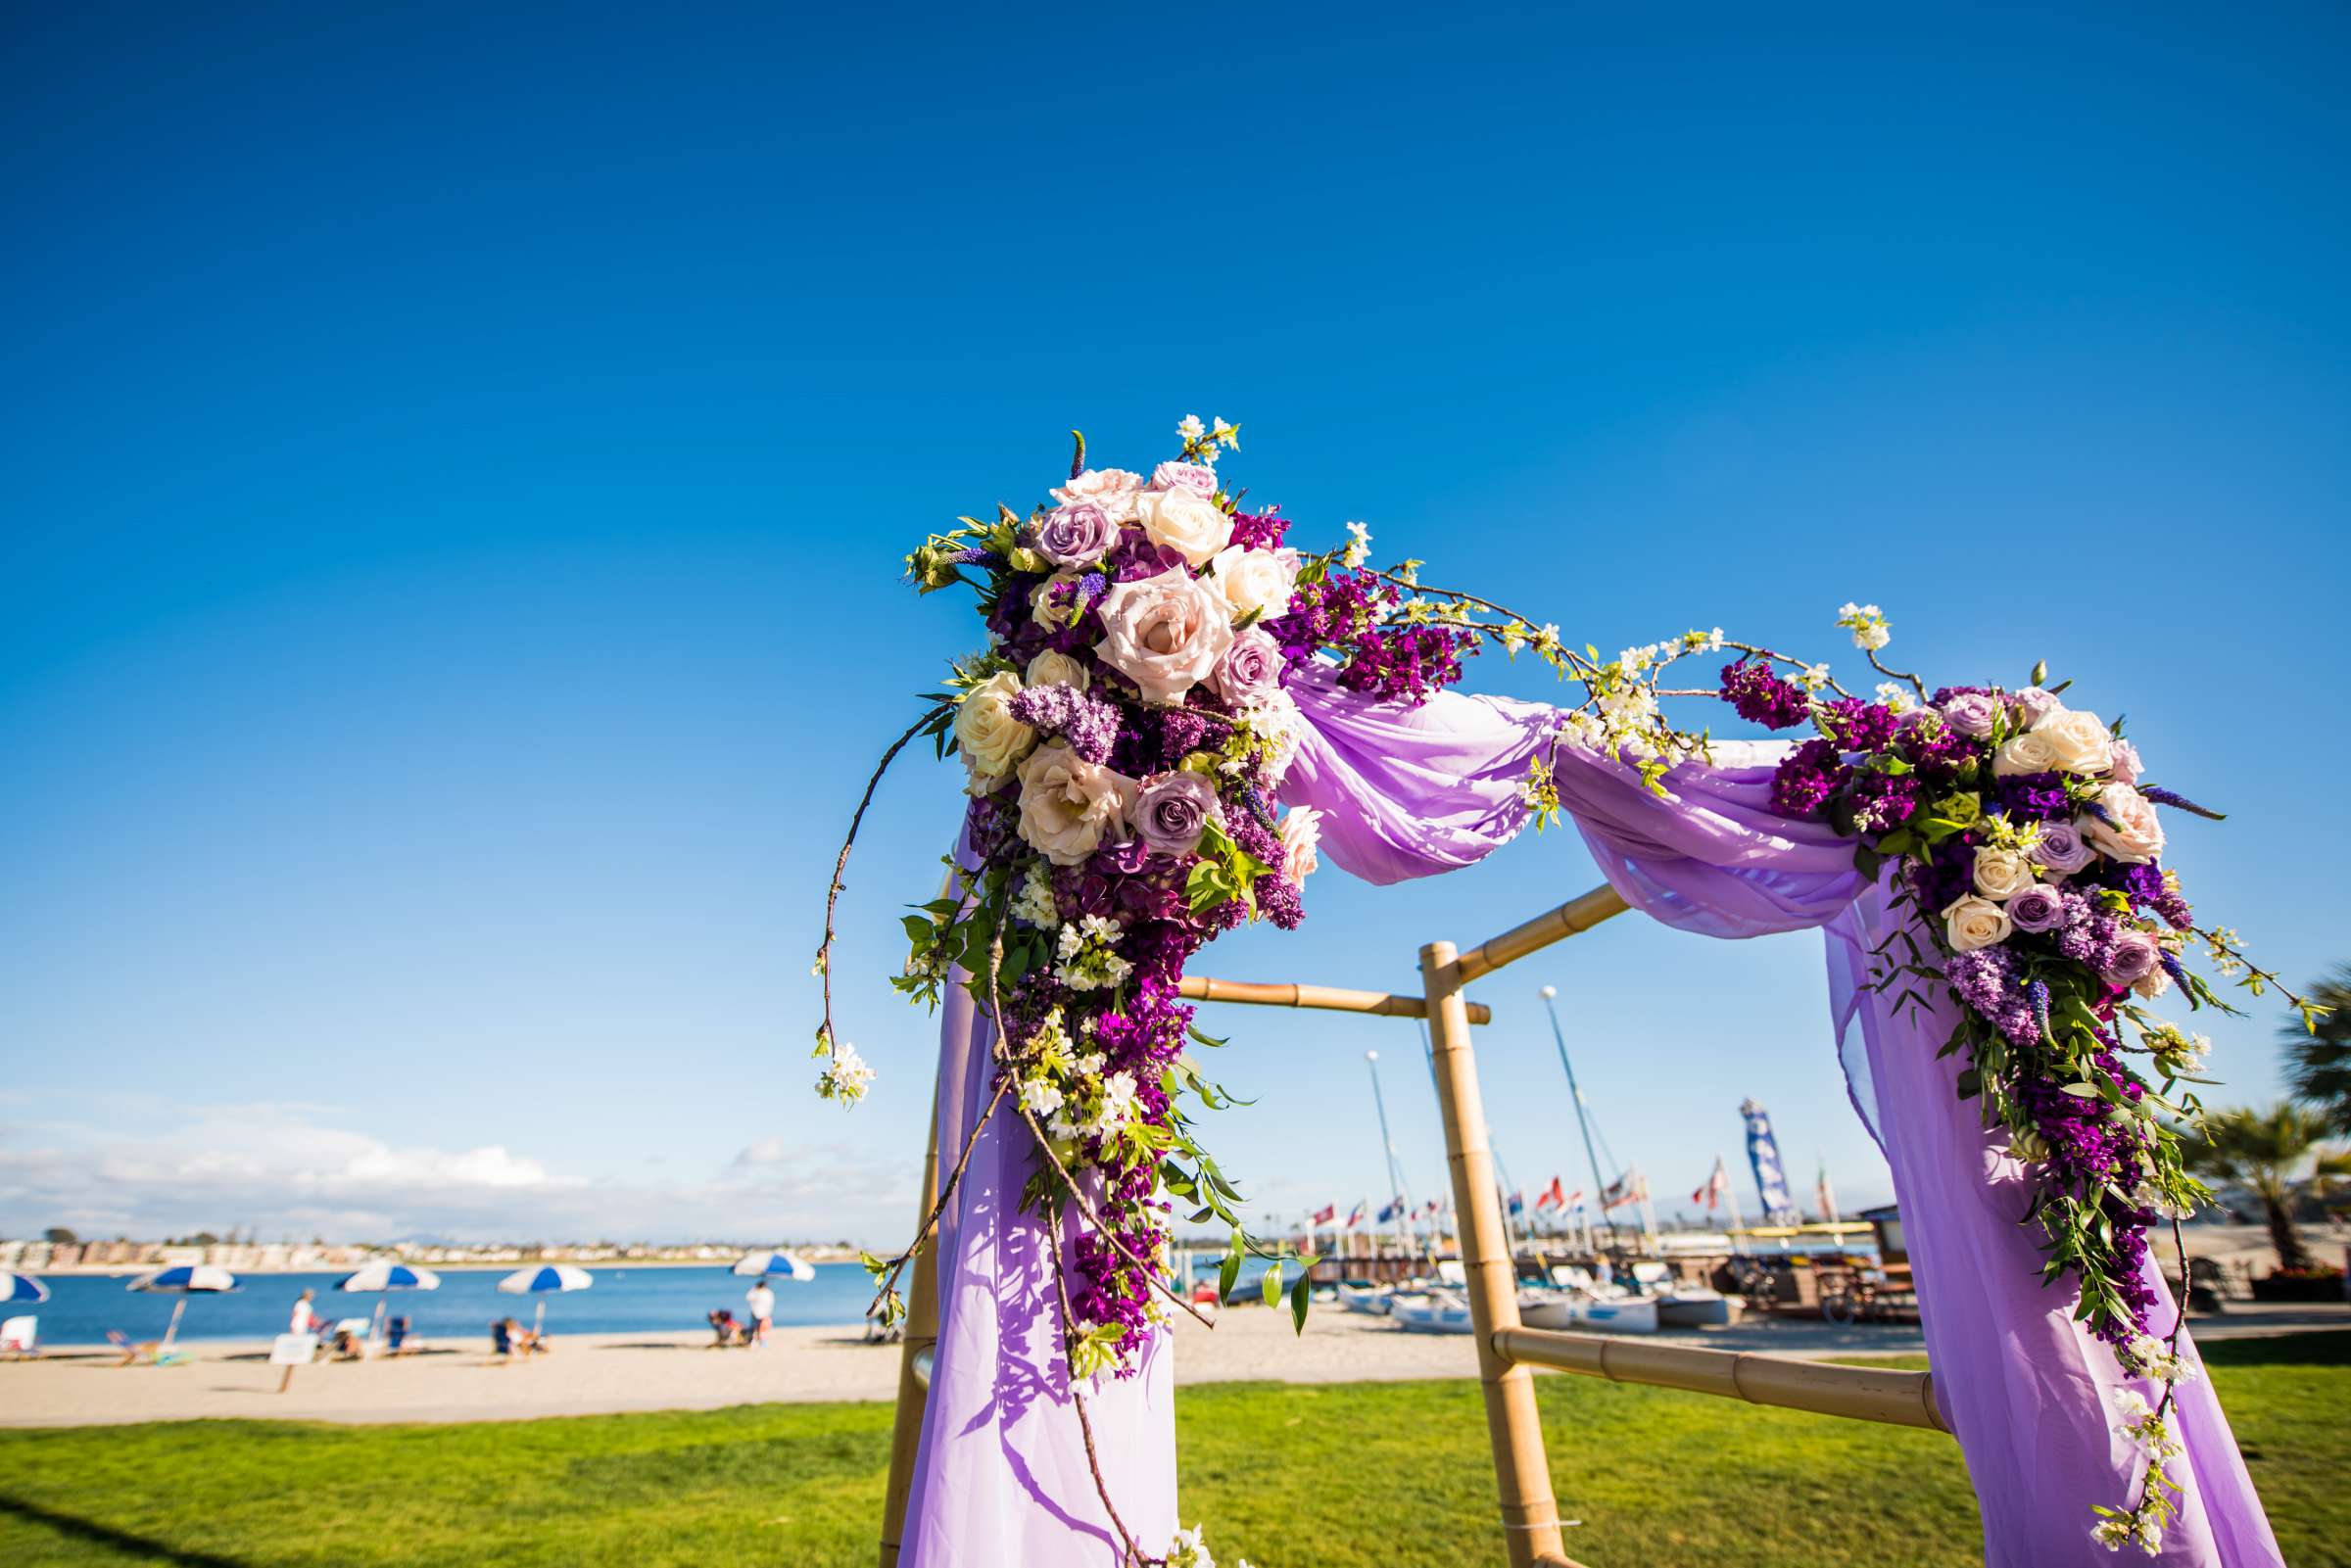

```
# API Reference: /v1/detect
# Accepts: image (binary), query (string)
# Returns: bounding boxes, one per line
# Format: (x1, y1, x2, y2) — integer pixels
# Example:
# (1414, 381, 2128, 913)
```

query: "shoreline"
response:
(5, 1302, 2343, 1431)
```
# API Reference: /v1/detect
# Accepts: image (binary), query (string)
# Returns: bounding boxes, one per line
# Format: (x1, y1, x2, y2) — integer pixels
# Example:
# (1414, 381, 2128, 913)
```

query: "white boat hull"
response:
(1569, 1297, 1661, 1334)
(1389, 1296, 1476, 1335)
(1337, 1284, 1395, 1317)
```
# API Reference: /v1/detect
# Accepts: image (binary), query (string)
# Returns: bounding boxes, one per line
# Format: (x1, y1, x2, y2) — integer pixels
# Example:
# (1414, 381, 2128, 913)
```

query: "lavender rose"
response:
(1148, 460, 1218, 497)
(2007, 882, 2067, 933)
(1213, 626, 1284, 705)
(2102, 928, 2165, 988)
(1133, 771, 1223, 857)
(2029, 820, 2096, 876)
(1032, 502, 1121, 568)
(1939, 691, 2002, 739)
(1094, 566, 1234, 704)
(2011, 687, 2063, 723)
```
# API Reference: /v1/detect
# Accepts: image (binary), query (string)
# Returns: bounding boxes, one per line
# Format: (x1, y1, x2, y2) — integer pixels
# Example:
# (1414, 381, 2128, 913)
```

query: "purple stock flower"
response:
(1822, 698, 1899, 751)
(1225, 509, 1290, 552)
(1994, 771, 2073, 823)
(1008, 682, 1122, 765)
(1848, 771, 1921, 832)
(1719, 659, 1812, 730)
(1770, 739, 1846, 818)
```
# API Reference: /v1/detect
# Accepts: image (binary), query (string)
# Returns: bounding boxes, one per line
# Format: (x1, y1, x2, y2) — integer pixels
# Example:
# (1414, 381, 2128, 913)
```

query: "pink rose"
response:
(1094, 567, 1234, 705)
(2109, 738, 2143, 786)
(1277, 806, 1323, 882)
(1051, 468, 1143, 523)
(2081, 783, 2165, 865)
(1016, 740, 1138, 867)
(1213, 627, 1284, 705)
(1148, 460, 1218, 498)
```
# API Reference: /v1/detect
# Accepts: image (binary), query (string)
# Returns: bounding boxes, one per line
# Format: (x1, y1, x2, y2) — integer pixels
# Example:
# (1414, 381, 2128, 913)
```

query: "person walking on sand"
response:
(744, 1276, 775, 1347)
(290, 1288, 321, 1338)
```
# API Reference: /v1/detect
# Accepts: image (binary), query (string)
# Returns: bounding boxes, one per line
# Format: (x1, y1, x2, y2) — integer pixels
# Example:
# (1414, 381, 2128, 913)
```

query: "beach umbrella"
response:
(337, 1261, 442, 1337)
(127, 1264, 239, 1346)
(496, 1263, 592, 1335)
(731, 1251, 816, 1282)
(0, 1271, 50, 1305)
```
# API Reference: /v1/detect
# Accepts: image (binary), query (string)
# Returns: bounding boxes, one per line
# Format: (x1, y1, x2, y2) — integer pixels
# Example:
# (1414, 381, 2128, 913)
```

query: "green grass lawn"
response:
(0, 1335, 2342, 1567)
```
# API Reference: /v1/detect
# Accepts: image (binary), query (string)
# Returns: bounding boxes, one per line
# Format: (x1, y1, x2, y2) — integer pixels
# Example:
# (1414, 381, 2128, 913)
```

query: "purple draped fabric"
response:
(902, 665, 2280, 1567)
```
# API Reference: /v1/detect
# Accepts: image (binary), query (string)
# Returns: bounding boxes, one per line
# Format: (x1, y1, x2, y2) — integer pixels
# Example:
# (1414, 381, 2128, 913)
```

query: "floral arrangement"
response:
(815, 422, 2320, 1563)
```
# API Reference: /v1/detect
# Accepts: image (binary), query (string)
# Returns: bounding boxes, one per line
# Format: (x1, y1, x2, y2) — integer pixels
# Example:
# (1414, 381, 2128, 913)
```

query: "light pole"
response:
(1365, 1050, 1414, 1259)
(1540, 984, 1618, 1247)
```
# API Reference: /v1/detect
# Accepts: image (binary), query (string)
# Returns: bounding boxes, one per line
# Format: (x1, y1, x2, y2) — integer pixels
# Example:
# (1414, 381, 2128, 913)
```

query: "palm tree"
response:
(2183, 1104, 2350, 1274)
(2282, 964, 2351, 1137)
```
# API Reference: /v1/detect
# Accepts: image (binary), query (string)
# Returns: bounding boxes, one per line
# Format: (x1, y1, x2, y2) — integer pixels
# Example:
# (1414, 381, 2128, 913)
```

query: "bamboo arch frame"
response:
(876, 882, 1948, 1568)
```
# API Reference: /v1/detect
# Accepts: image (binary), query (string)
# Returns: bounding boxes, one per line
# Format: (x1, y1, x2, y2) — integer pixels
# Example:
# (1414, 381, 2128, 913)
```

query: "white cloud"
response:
(0, 1102, 913, 1247)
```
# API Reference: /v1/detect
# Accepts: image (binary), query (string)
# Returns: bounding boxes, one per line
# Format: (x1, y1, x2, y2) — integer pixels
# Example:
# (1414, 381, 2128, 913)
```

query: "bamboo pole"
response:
(1491, 1327, 1946, 1432)
(1176, 974, 1491, 1025)
(877, 1089, 944, 1568)
(1450, 884, 1631, 985)
(1420, 938, 1581, 1568)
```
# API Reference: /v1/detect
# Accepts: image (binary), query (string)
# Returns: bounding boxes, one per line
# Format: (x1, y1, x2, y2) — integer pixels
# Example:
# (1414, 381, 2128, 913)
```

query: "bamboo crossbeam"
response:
(1177, 974, 1491, 1025)
(1450, 884, 1631, 984)
(1492, 1327, 1947, 1433)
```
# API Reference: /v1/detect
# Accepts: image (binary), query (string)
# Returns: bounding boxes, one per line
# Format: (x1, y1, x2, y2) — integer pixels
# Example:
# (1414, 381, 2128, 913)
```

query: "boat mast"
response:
(1364, 1050, 1415, 1259)
(1539, 984, 1618, 1246)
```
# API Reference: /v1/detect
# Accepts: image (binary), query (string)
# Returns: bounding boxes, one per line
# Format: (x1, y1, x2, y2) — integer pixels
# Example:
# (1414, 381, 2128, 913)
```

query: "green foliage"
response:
(2283, 964, 2351, 1138)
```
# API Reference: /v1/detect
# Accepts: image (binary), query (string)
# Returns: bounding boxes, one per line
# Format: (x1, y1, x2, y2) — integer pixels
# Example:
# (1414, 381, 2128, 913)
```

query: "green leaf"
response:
(1290, 1268, 1313, 1334)
(1261, 1263, 1284, 1309)
(1217, 1244, 1241, 1305)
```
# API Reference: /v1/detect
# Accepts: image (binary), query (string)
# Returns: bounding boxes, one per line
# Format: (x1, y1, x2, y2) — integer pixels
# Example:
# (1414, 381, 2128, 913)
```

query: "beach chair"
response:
(0, 1315, 34, 1359)
(106, 1330, 192, 1367)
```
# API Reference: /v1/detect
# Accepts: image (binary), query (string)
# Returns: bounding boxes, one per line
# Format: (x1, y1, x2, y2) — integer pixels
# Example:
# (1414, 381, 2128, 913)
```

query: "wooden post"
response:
(878, 1091, 943, 1568)
(1420, 939, 1581, 1568)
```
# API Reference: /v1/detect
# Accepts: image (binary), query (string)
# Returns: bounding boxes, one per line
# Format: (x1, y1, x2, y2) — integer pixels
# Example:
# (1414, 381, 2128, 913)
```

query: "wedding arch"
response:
(819, 419, 2309, 1568)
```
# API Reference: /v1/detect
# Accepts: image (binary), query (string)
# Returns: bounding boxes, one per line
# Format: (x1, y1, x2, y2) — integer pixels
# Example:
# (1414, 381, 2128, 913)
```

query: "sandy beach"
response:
(5, 1301, 2344, 1430)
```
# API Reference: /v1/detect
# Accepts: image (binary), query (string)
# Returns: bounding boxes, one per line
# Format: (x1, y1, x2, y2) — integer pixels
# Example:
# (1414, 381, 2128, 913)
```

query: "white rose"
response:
(1942, 895, 2013, 953)
(1971, 846, 2037, 901)
(1991, 727, 2062, 777)
(2030, 707, 2115, 776)
(1133, 487, 1233, 567)
(1016, 740, 1138, 867)
(1026, 649, 1090, 690)
(954, 671, 1035, 784)
(1051, 467, 1142, 523)
(1207, 544, 1297, 622)
(2081, 783, 2166, 865)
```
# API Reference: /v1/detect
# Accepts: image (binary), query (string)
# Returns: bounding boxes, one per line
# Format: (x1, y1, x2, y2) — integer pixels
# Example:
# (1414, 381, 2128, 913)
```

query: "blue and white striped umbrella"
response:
(0, 1271, 50, 1305)
(496, 1264, 593, 1296)
(731, 1251, 816, 1282)
(336, 1262, 442, 1293)
(127, 1264, 239, 1295)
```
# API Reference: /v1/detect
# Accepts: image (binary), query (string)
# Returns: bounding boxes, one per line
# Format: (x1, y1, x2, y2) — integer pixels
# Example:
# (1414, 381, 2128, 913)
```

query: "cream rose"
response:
(1991, 727, 2062, 777)
(2030, 707, 2115, 777)
(954, 671, 1035, 784)
(1051, 467, 1142, 523)
(1094, 567, 1234, 705)
(1133, 487, 1233, 567)
(1972, 846, 2038, 902)
(1943, 894, 2013, 953)
(1015, 740, 1137, 866)
(2081, 783, 2166, 864)
(1208, 544, 1297, 622)
(1026, 649, 1090, 690)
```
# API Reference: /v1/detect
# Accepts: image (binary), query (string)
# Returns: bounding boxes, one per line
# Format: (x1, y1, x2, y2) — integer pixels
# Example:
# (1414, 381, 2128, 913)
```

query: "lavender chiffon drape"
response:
(900, 665, 2279, 1567)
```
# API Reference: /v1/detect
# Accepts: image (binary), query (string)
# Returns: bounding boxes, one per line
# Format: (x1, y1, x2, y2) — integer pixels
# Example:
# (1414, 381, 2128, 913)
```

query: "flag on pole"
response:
(1309, 1203, 1336, 1227)
(1691, 1157, 1730, 1211)
(1815, 1155, 1841, 1224)
(1742, 1098, 1800, 1224)
(1420, 1198, 1442, 1217)
(1506, 1190, 1526, 1217)
(1533, 1175, 1567, 1212)
(1376, 1196, 1404, 1224)
(1603, 1169, 1649, 1210)
(1344, 1201, 1367, 1229)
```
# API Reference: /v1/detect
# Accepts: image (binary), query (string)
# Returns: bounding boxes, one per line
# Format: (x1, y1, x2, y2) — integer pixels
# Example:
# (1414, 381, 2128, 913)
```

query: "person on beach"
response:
(290, 1289, 320, 1337)
(744, 1277, 775, 1346)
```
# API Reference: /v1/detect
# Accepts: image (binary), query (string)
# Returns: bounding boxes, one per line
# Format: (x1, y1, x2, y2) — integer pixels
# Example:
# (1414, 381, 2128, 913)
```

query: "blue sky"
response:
(3, 4, 2346, 1246)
